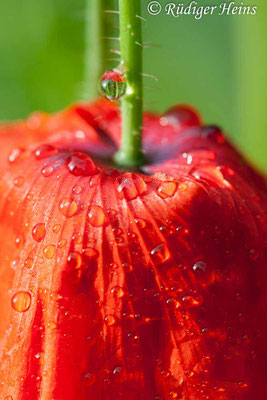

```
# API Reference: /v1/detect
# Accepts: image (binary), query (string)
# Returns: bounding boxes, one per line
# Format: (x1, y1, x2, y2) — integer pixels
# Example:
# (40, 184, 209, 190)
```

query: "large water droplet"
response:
(99, 70, 126, 100)
(32, 223, 46, 242)
(88, 205, 108, 227)
(35, 144, 59, 160)
(72, 233, 83, 244)
(43, 244, 55, 259)
(66, 152, 96, 177)
(68, 252, 82, 269)
(157, 181, 177, 199)
(117, 173, 147, 200)
(59, 198, 78, 218)
(151, 243, 171, 264)
(41, 165, 54, 177)
(11, 291, 31, 312)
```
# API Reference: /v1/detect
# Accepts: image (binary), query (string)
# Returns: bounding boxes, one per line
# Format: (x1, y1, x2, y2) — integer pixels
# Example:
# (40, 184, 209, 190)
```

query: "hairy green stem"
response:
(114, 0, 145, 167)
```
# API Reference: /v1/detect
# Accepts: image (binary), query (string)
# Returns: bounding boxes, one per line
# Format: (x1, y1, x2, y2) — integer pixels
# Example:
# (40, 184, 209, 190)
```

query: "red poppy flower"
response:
(0, 100, 266, 399)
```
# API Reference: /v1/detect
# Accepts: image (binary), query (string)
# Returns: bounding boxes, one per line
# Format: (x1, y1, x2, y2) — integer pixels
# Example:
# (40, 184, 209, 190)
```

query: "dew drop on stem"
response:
(99, 70, 126, 101)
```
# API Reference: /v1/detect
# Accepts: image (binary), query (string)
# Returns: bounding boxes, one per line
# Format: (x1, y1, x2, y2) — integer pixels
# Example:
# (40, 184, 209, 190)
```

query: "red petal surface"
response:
(0, 100, 266, 400)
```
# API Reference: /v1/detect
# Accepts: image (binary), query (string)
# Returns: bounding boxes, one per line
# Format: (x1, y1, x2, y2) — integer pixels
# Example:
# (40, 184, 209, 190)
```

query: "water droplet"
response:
(157, 181, 177, 199)
(53, 224, 61, 234)
(72, 233, 83, 244)
(191, 165, 231, 189)
(202, 125, 225, 144)
(24, 257, 33, 269)
(123, 262, 133, 272)
(35, 144, 58, 160)
(82, 372, 96, 387)
(41, 164, 54, 177)
(151, 243, 171, 264)
(179, 182, 188, 192)
(111, 286, 125, 298)
(47, 321, 57, 330)
(169, 392, 178, 399)
(10, 258, 19, 270)
(72, 185, 83, 195)
(166, 298, 180, 309)
(68, 252, 82, 269)
(43, 244, 55, 259)
(14, 176, 24, 187)
(8, 148, 23, 163)
(66, 152, 96, 176)
(107, 209, 116, 216)
(58, 239, 67, 248)
(161, 105, 201, 128)
(112, 365, 125, 382)
(26, 193, 34, 201)
(99, 70, 126, 100)
(15, 236, 25, 249)
(59, 198, 78, 218)
(50, 292, 62, 301)
(32, 223, 46, 242)
(112, 227, 122, 235)
(117, 173, 147, 200)
(83, 247, 99, 259)
(193, 261, 207, 272)
(88, 205, 108, 227)
(11, 291, 31, 312)
(105, 315, 116, 326)
(134, 218, 147, 229)
(182, 295, 202, 308)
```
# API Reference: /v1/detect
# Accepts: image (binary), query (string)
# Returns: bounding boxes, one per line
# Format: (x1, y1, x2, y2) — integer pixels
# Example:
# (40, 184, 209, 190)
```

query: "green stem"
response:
(114, 0, 145, 167)
(85, 0, 117, 99)
(85, 0, 104, 99)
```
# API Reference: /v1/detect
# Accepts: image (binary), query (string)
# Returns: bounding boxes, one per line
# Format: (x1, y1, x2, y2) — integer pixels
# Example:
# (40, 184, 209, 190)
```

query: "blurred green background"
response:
(0, 0, 266, 171)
